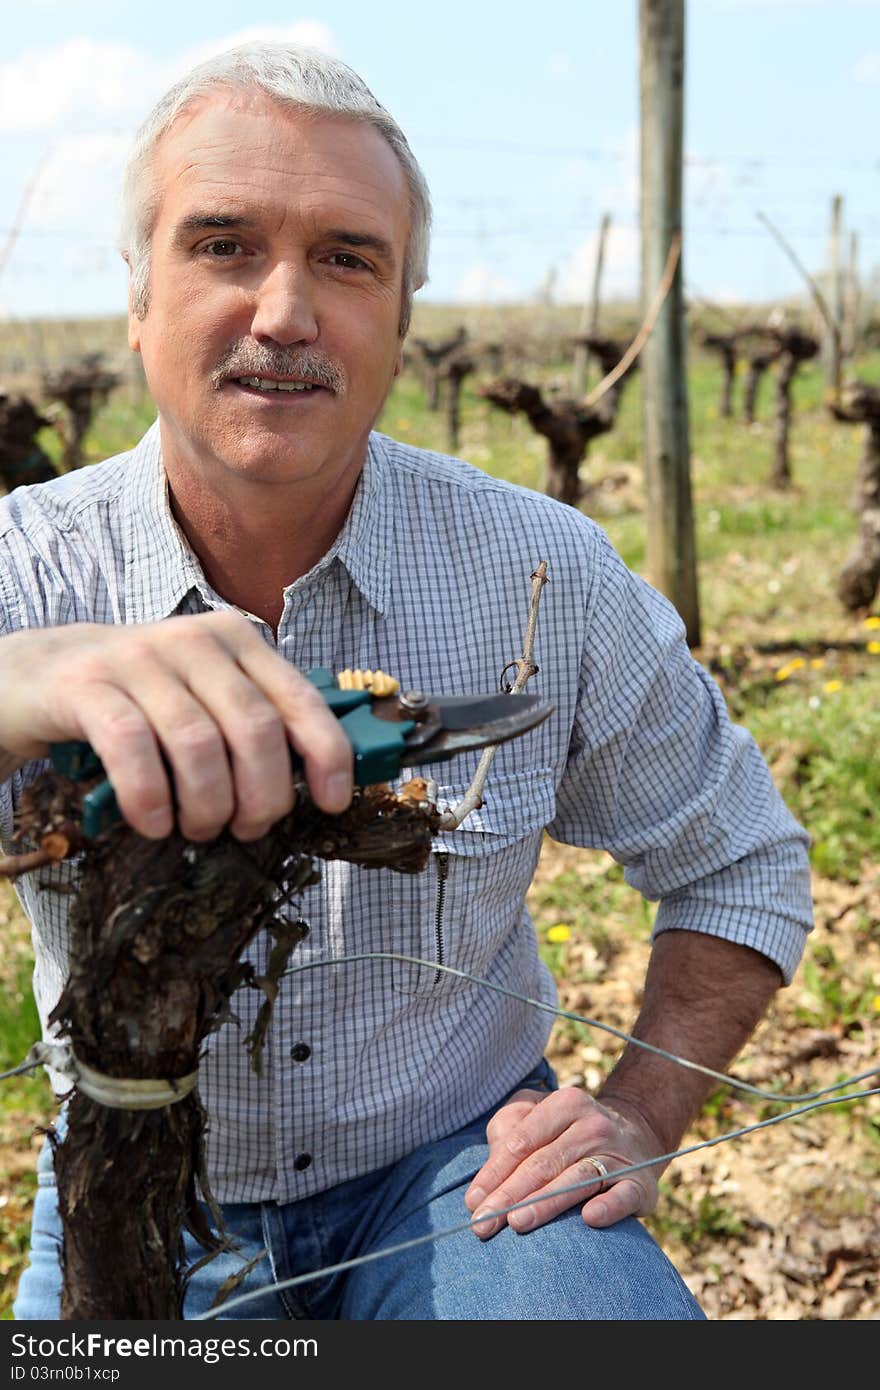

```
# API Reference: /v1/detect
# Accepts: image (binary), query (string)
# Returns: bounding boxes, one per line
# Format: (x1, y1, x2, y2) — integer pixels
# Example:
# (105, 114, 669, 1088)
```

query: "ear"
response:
(123, 253, 143, 353)
(127, 308, 141, 355)
(393, 346, 404, 379)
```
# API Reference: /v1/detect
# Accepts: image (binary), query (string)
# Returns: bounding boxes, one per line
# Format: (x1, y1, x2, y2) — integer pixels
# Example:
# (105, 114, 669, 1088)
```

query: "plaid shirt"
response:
(0, 422, 813, 1203)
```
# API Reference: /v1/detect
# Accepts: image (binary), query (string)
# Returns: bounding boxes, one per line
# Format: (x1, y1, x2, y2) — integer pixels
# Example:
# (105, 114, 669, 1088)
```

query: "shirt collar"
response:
(331, 431, 393, 616)
(122, 420, 394, 622)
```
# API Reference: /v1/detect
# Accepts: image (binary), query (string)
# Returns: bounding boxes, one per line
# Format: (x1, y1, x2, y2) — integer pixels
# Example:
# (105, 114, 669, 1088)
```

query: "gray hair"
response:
(120, 41, 431, 336)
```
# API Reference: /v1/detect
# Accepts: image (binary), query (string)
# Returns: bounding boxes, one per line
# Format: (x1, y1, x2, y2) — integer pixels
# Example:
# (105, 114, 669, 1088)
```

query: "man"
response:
(2, 42, 812, 1321)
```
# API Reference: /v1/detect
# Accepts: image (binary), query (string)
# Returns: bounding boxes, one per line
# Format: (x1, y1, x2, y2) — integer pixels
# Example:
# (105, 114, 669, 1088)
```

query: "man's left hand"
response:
(463, 1087, 663, 1237)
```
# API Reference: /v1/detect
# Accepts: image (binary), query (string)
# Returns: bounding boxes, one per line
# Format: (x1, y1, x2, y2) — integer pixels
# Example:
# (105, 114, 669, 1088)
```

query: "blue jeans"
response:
(14, 1060, 705, 1321)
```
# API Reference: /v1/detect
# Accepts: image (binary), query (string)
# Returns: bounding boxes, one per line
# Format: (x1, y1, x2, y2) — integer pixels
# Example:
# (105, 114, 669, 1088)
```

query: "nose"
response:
(250, 260, 319, 346)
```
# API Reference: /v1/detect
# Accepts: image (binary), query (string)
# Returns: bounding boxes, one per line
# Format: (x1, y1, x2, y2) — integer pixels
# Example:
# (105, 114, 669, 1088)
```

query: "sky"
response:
(0, 0, 877, 320)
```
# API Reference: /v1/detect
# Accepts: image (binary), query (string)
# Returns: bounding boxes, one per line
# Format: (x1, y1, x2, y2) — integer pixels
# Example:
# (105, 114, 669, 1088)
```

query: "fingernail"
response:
(144, 809, 173, 838)
(510, 1206, 535, 1231)
(466, 1186, 486, 1210)
(472, 1208, 497, 1236)
(324, 771, 352, 810)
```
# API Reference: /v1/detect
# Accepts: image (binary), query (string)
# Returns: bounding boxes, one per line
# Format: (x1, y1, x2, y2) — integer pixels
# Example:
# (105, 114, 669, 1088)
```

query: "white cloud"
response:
(594, 126, 640, 220)
(557, 222, 641, 303)
(1, 20, 342, 283)
(852, 50, 880, 83)
(544, 53, 576, 78)
(173, 23, 339, 76)
(30, 132, 133, 234)
(0, 39, 152, 133)
(453, 263, 517, 304)
(711, 285, 748, 305)
(696, 0, 857, 8)
(0, 22, 339, 134)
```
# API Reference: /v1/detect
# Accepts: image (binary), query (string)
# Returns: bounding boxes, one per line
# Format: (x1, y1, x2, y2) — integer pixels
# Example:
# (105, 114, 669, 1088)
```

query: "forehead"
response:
(150, 91, 410, 242)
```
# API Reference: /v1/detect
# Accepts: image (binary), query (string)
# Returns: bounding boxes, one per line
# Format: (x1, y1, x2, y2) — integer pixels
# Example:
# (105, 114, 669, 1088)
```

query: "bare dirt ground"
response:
(536, 838, 880, 1321)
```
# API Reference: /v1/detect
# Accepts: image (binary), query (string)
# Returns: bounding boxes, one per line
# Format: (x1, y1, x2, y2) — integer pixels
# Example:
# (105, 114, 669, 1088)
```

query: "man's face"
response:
(129, 93, 410, 494)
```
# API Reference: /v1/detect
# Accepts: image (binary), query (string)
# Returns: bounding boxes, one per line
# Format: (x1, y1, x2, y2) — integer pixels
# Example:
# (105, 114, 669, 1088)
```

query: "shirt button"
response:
(293, 1152, 312, 1172)
(290, 1042, 311, 1063)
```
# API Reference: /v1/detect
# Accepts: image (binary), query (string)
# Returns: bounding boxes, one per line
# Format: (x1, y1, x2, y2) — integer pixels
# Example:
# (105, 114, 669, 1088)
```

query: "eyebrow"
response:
(323, 229, 396, 263)
(172, 216, 396, 263)
(172, 214, 258, 242)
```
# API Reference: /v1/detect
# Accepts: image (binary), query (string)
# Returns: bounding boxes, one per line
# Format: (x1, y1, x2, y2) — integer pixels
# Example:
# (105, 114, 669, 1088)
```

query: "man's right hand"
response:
(0, 613, 353, 841)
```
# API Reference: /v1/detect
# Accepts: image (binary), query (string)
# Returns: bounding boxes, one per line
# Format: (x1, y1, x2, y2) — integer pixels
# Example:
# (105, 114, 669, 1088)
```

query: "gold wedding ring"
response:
(584, 1156, 609, 1191)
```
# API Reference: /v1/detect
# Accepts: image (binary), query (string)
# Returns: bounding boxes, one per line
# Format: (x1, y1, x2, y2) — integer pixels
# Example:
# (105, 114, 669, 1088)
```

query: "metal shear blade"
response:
(370, 691, 553, 766)
(397, 700, 550, 767)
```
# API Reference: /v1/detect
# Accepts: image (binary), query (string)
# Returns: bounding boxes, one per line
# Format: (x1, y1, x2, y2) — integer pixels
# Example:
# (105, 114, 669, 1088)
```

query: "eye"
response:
(202, 239, 242, 257)
(327, 251, 370, 270)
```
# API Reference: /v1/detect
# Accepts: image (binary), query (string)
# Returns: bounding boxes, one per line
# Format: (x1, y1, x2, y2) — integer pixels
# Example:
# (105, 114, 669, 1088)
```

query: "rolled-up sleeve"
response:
(547, 530, 814, 984)
(0, 551, 23, 847)
(0, 534, 57, 850)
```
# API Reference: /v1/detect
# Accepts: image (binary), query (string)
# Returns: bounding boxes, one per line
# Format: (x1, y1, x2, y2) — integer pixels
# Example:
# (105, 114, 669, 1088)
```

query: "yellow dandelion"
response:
(874, 995, 880, 1014)
(775, 665, 792, 682)
(823, 679, 843, 694)
(867, 641, 880, 655)
(864, 616, 880, 630)
(809, 658, 825, 669)
(788, 657, 806, 671)
(546, 923, 571, 944)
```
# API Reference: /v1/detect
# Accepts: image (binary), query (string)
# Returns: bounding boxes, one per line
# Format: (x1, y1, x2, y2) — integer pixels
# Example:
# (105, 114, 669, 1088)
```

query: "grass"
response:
(0, 883, 54, 1319)
(1, 307, 879, 1315)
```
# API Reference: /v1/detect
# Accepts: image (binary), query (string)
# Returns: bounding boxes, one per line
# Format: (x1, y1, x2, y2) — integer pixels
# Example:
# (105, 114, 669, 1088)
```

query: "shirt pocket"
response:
(391, 766, 557, 998)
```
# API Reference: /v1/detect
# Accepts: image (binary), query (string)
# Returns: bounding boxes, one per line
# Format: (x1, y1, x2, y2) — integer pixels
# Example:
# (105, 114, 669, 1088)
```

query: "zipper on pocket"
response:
(434, 851, 449, 970)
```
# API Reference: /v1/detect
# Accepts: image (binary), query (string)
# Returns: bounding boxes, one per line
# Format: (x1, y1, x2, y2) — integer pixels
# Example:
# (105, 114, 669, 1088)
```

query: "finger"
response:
(484, 1090, 547, 1145)
(470, 1127, 606, 1239)
(78, 687, 177, 839)
(74, 632, 246, 840)
(127, 616, 349, 835)
(465, 1089, 589, 1218)
(227, 711, 293, 841)
(582, 1176, 654, 1228)
(175, 648, 295, 841)
(217, 621, 354, 813)
(469, 1148, 580, 1240)
(508, 1157, 621, 1234)
(464, 1095, 541, 1212)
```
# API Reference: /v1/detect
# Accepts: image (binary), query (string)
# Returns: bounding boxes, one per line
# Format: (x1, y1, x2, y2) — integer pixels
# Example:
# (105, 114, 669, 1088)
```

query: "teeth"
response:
(237, 376, 316, 392)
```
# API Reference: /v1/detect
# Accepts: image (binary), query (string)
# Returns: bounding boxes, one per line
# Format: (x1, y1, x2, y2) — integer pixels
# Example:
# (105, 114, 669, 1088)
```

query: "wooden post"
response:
(823, 194, 844, 396)
(831, 383, 880, 612)
(844, 230, 860, 361)
(638, 0, 701, 646)
(570, 213, 611, 397)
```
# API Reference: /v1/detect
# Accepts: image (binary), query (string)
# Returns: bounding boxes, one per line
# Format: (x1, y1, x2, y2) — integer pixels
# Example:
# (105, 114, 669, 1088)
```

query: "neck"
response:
(166, 467, 362, 635)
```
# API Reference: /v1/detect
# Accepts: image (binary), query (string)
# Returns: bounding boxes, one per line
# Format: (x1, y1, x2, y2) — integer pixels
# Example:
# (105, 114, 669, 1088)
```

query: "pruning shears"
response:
(49, 667, 553, 838)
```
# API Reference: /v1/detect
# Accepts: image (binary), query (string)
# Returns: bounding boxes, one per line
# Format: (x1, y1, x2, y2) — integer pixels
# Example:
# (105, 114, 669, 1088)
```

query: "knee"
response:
(12, 1173, 63, 1321)
(348, 1209, 705, 1321)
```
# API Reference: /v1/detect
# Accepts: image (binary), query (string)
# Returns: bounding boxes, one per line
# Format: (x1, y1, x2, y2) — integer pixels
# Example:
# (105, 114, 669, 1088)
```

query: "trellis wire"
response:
(196, 1081, 880, 1319)
(3, 947, 877, 1319)
(280, 952, 880, 1107)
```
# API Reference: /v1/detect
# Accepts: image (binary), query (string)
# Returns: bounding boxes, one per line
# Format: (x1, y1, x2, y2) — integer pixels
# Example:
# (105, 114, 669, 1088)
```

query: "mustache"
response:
(212, 343, 347, 395)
